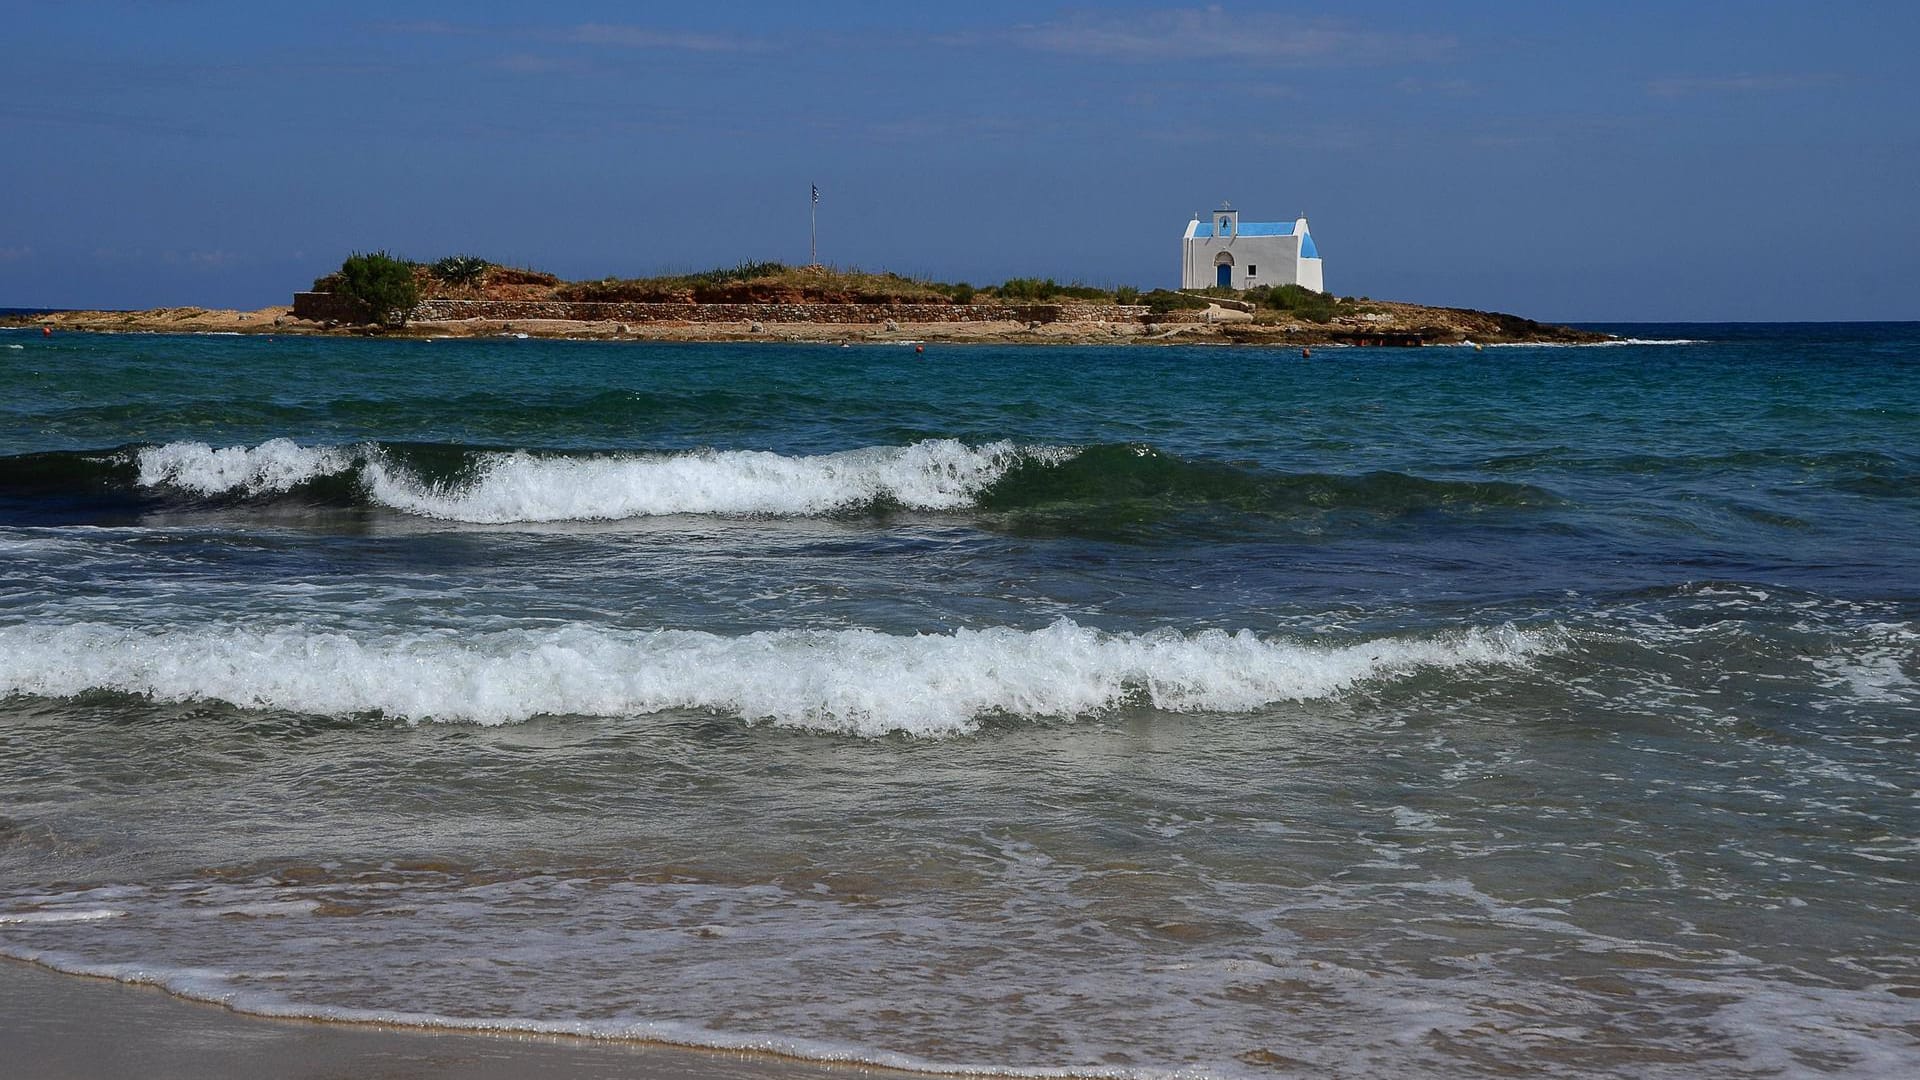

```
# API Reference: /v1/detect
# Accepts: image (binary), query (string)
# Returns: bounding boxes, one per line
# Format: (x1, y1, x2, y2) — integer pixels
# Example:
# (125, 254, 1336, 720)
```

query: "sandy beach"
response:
(2, 959, 925, 1080)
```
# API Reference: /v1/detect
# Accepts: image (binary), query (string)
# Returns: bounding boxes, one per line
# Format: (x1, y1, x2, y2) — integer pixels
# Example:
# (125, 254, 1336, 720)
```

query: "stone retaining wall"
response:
(291, 292, 366, 322)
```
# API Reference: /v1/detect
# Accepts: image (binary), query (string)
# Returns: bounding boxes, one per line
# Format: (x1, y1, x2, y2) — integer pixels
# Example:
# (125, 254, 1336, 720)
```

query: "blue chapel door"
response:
(1216, 263, 1231, 288)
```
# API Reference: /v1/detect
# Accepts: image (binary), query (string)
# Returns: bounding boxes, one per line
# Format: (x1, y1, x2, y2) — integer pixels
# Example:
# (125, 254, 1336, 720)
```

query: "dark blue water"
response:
(1, 327, 1916, 1077)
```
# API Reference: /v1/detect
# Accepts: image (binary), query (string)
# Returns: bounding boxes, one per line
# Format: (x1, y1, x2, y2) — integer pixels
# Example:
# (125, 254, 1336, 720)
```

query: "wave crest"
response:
(135, 438, 353, 495)
(369, 440, 1066, 523)
(129, 439, 1072, 522)
(0, 439, 1568, 530)
(0, 620, 1560, 735)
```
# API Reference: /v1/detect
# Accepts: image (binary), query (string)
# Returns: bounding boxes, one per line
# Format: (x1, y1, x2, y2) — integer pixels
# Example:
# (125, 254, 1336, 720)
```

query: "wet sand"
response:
(1, 958, 929, 1080)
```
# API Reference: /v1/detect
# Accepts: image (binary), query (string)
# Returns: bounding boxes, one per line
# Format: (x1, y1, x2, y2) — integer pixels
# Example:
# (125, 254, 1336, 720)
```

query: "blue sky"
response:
(3, 1, 1916, 320)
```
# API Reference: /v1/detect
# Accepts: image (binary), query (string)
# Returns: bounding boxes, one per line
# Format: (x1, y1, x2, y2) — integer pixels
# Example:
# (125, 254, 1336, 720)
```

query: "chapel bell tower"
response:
(1214, 203, 1239, 239)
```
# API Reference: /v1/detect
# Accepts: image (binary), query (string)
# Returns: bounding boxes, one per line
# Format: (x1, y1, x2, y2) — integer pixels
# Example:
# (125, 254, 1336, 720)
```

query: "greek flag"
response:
(811, 184, 820, 204)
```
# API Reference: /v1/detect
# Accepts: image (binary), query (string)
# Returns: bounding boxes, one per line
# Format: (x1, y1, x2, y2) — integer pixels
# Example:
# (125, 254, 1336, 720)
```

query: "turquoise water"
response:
(1, 326, 1916, 1076)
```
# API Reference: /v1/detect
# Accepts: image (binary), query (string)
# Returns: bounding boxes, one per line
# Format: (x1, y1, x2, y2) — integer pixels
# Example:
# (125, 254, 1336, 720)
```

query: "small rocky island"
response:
(9, 255, 1610, 346)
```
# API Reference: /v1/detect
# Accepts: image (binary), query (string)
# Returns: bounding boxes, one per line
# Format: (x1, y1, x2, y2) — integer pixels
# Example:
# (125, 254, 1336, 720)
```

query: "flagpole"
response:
(810, 183, 818, 266)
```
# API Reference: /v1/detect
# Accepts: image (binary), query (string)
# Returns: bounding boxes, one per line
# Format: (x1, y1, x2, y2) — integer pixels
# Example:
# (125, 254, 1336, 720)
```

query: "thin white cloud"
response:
(1646, 73, 1833, 97)
(380, 19, 772, 54)
(556, 23, 772, 53)
(1008, 6, 1454, 64)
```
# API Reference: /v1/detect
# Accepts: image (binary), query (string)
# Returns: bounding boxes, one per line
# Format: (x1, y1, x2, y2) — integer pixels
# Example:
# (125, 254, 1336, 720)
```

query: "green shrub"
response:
(687, 261, 788, 285)
(1251, 282, 1340, 323)
(998, 277, 1060, 301)
(949, 282, 976, 304)
(1142, 289, 1208, 314)
(1261, 283, 1328, 310)
(430, 254, 492, 286)
(1114, 286, 1141, 305)
(332, 251, 420, 325)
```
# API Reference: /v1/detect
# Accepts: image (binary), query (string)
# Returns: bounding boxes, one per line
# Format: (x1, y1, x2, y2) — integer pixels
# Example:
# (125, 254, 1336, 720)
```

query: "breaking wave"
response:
(0, 440, 1563, 529)
(0, 619, 1560, 736)
(135, 438, 356, 494)
(132, 437, 1064, 522)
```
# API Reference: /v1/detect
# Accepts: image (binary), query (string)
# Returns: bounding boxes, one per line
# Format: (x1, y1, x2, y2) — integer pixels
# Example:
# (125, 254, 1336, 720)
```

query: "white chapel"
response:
(1181, 204, 1323, 292)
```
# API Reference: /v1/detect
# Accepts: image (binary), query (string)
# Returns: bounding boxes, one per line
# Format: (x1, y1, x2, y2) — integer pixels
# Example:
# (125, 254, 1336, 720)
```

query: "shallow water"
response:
(1, 326, 1916, 1077)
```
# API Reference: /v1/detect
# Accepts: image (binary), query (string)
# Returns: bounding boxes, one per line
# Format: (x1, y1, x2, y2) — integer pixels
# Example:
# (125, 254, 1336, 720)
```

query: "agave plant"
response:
(430, 254, 492, 286)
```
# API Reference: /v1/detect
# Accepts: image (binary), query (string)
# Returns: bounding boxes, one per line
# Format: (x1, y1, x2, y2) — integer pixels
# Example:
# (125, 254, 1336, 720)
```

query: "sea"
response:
(0, 324, 1915, 1078)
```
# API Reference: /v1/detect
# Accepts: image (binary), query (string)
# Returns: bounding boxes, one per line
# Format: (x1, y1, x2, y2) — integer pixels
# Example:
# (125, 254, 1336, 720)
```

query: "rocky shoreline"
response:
(5, 298, 1609, 346)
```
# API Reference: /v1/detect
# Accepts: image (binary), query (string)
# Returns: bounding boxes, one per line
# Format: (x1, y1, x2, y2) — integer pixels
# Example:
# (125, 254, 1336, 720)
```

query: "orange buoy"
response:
(1300, 347, 1310, 359)
(42, 326, 52, 337)
(915, 344, 924, 354)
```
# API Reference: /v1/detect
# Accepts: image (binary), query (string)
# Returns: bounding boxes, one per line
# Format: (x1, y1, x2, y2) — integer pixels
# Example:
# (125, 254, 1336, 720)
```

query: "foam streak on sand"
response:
(1483, 338, 1701, 347)
(0, 620, 1557, 734)
(132, 439, 1074, 521)
(0, 951, 1126, 1080)
(0, 910, 125, 925)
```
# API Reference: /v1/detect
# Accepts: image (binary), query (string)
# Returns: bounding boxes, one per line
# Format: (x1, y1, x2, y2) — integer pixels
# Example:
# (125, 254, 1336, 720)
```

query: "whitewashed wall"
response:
(1180, 217, 1323, 292)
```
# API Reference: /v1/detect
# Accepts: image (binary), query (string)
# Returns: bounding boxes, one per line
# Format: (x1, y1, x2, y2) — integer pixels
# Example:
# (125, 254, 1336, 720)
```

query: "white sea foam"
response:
(0, 908, 125, 924)
(8, 880, 1914, 1080)
(135, 438, 353, 495)
(0, 948, 1143, 1079)
(0, 619, 1558, 735)
(1484, 338, 1702, 347)
(129, 439, 1072, 521)
(365, 440, 1065, 522)
(1810, 623, 1918, 705)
